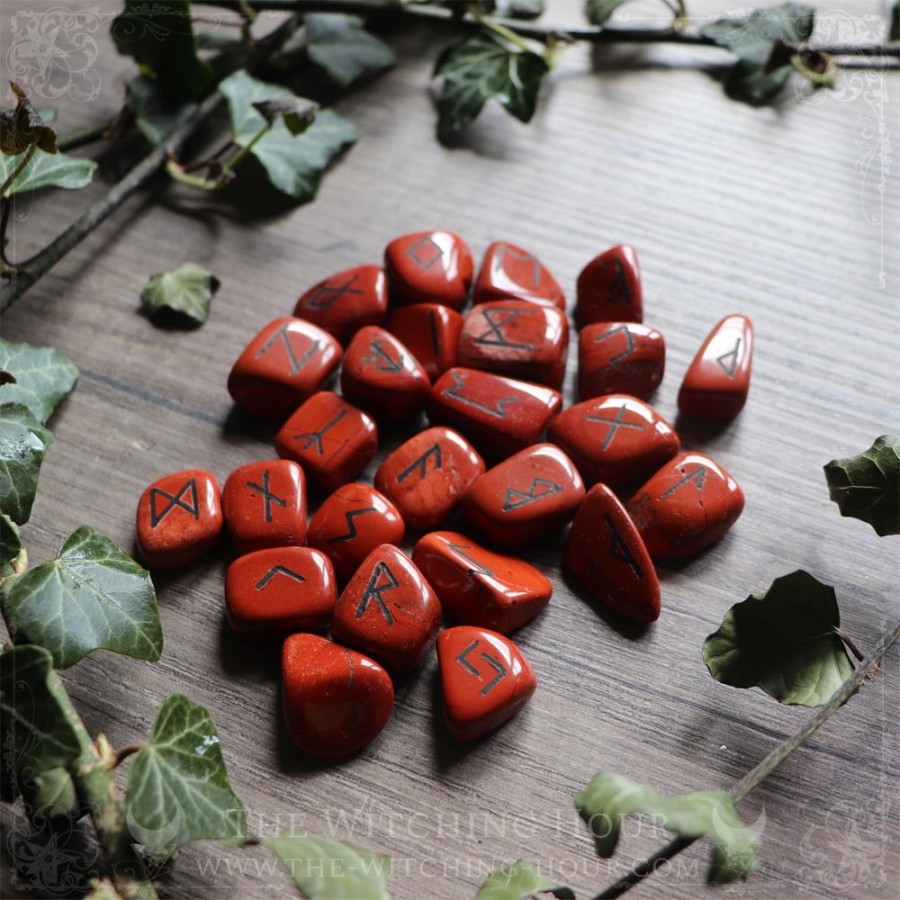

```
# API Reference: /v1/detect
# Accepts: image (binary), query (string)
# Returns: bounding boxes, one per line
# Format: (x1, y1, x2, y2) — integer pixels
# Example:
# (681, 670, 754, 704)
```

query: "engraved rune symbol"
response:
(443, 371, 517, 419)
(370, 340, 403, 373)
(256, 324, 319, 376)
(502, 478, 563, 512)
(246, 470, 286, 523)
(406, 235, 443, 270)
(293, 408, 348, 455)
(305, 273, 363, 309)
(584, 404, 645, 450)
(604, 514, 642, 579)
(473, 307, 539, 350)
(456, 640, 507, 695)
(659, 465, 708, 500)
(397, 444, 442, 483)
(327, 507, 377, 544)
(149, 479, 199, 528)
(495, 244, 541, 287)
(593, 324, 635, 366)
(716, 337, 742, 378)
(607, 258, 632, 307)
(447, 543, 495, 577)
(428, 310, 440, 355)
(255, 565, 306, 590)
(356, 562, 399, 624)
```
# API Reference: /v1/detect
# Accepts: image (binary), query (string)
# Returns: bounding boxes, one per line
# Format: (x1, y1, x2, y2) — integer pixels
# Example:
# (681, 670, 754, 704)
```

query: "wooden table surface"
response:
(2, 1, 898, 897)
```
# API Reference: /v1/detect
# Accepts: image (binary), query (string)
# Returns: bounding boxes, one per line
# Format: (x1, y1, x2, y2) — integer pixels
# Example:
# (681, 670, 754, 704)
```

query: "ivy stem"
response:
(0, 145, 37, 200)
(593, 619, 900, 899)
(221, 120, 273, 172)
(836, 626, 865, 662)
(113, 744, 147, 768)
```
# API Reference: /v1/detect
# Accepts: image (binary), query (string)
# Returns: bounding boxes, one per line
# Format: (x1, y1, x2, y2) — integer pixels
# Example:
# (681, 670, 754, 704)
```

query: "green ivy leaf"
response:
(575, 772, 759, 885)
(21, 766, 80, 821)
(305, 13, 398, 88)
(128, 76, 198, 148)
(125, 694, 245, 860)
(0, 338, 79, 424)
(702, 570, 855, 706)
(476, 859, 574, 899)
(0, 511, 22, 570)
(824, 434, 900, 536)
(495, 0, 546, 19)
(140, 263, 220, 328)
(891, 1, 899, 42)
(263, 833, 391, 899)
(434, 32, 550, 141)
(0, 147, 96, 198)
(252, 98, 319, 136)
(1, 526, 163, 669)
(0, 402, 53, 525)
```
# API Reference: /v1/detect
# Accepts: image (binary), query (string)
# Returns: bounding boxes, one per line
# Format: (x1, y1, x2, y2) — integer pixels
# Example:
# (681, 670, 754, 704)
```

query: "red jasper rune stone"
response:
(136, 468, 222, 567)
(472, 241, 566, 311)
(225, 547, 336, 639)
(627, 451, 745, 559)
(330, 545, 442, 675)
(282, 633, 393, 756)
(565, 484, 660, 624)
(412, 531, 551, 633)
(678, 314, 754, 418)
(578, 322, 665, 400)
(384, 231, 474, 310)
(437, 626, 537, 741)
(576, 244, 643, 325)
(387, 303, 463, 380)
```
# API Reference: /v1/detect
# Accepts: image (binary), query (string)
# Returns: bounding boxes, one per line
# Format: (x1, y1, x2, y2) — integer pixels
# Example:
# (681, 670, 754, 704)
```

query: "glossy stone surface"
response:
(547, 395, 680, 487)
(627, 451, 745, 559)
(427, 367, 563, 462)
(340, 326, 431, 423)
(227, 317, 343, 419)
(331, 544, 442, 675)
(274, 391, 378, 493)
(472, 241, 565, 311)
(576, 244, 643, 325)
(292, 265, 388, 344)
(136, 468, 222, 567)
(578, 322, 665, 400)
(375, 427, 485, 531)
(282, 633, 393, 756)
(457, 299, 569, 388)
(384, 231, 474, 310)
(307, 483, 405, 582)
(387, 303, 463, 380)
(413, 531, 551, 633)
(565, 484, 660, 624)
(225, 547, 336, 639)
(461, 443, 585, 546)
(437, 626, 537, 741)
(222, 459, 307, 554)
(678, 315, 753, 418)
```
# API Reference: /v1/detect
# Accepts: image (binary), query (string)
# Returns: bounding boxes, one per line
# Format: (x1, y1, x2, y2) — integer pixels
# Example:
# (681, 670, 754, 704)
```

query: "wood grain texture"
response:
(1, 1, 898, 897)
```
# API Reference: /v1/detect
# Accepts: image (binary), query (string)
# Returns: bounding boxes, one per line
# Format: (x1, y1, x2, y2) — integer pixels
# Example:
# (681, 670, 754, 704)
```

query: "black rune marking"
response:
(370, 340, 403, 373)
(256, 324, 319, 376)
(584, 404, 645, 450)
(604, 513, 642, 579)
(716, 337, 742, 378)
(397, 444, 443, 483)
(447, 543, 495, 577)
(406, 235, 443, 270)
(428, 310, 440, 355)
(593, 324, 635, 366)
(327, 507, 377, 544)
(659, 465, 708, 500)
(443, 371, 517, 419)
(305, 273, 363, 310)
(495, 244, 541, 287)
(607, 257, 632, 307)
(293, 408, 348, 455)
(356, 561, 399, 624)
(455, 640, 507, 695)
(149, 479, 200, 528)
(246, 470, 287, 523)
(502, 478, 563, 512)
(472, 307, 539, 351)
(255, 565, 306, 590)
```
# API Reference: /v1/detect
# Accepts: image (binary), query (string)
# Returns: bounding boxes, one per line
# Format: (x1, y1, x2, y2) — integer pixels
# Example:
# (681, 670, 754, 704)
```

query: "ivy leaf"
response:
(702, 570, 855, 706)
(140, 263, 220, 328)
(21, 766, 80, 821)
(0, 339, 78, 424)
(125, 694, 246, 861)
(575, 772, 759, 885)
(305, 13, 397, 88)
(263, 833, 391, 899)
(495, 0, 546, 18)
(823, 435, 900, 536)
(0, 147, 96, 198)
(1, 526, 163, 669)
(585, 0, 638, 25)
(891, 1, 899, 42)
(0, 82, 57, 155)
(252, 98, 319, 136)
(434, 32, 550, 141)
(128, 76, 198, 148)
(1, 511, 22, 570)
(0, 402, 53, 525)
(476, 859, 574, 899)
(700, 3, 816, 103)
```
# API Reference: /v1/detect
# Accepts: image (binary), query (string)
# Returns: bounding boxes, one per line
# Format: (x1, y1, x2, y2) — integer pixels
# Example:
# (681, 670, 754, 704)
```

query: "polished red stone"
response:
(678, 315, 753, 418)
(274, 391, 378, 493)
(427, 367, 563, 462)
(547, 395, 680, 487)
(225, 547, 336, 639)
(282, 633, 393, 756)
(461, 443, 585, 546)
(136, 469, 222, 567)
(375, 427, 485, 531)
(565, 484, 659, 624)
(307, 483, 405, 582)
(227, 317, 343, 419)
(222, 459, 307, 554)
(384, 231, 474, 310)
(457, 299, 569, 388)
(472, 241, 565, 311)
(340, 326, 431, 423)
(627, 451, 745, 559)
(331, 544, 442, 675)
(293, 265, 388, 344)
(576, 244, 643, 325)
(578, 322, 665, 400)
(437, 626, 536, 741)
(413, 531, 551, 633)
(387, 303, 463, 380)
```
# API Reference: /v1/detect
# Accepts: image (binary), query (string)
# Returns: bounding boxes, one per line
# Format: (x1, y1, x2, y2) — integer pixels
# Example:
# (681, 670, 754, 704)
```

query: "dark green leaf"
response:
(576, 772, 759, 885)
(22, 766, 80, 821)
(702, 570, 855, 706)
(0, 147, 96, 198)
(476, 859, 575, 899)
(140, 263, 220, 327)
(1, 511, 22, 570)
(0, 339, 78, 424)
(1, 526, 163, 669)
(126, 694, 245, 860)
(128, 76, 198, 148)
(495, 0, 545, 19)
(434, 32, 550, 141)
(585, 0, 638, 26)
(0, 83, 57, 156)
(824, 434, 900, 536)
(891, 1, 899, 42)
(0, 402, 53, 525)
(252, 98, 318, 136)
(111, 0, 214, 102)
(305, 13, 397, 88)
(263, 833, 391, 899)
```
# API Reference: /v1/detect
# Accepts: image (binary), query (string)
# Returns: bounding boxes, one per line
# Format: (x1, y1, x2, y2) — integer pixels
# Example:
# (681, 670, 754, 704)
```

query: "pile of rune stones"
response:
(135, 231, 752, 756)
